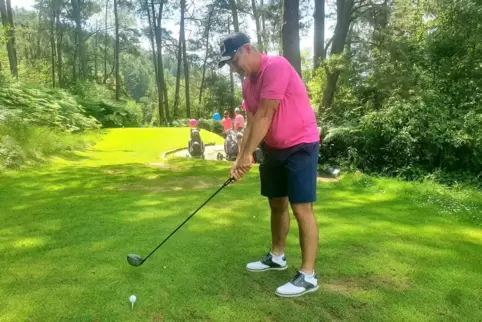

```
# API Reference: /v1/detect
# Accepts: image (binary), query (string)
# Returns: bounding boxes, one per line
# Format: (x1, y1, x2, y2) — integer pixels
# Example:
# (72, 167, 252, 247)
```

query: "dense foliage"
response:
(312, 0, 482, 184)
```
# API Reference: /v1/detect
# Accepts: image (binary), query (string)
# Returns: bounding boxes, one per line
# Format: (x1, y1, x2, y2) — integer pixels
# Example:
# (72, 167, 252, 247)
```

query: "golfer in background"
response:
(218, 32, 320, 297)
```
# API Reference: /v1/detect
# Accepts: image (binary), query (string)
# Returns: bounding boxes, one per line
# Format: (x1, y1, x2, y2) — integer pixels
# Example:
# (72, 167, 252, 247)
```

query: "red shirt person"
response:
(222, 110, 233, 134)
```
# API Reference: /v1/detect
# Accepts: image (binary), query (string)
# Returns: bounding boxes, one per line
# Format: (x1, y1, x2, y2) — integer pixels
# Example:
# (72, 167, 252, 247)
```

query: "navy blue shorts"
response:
(259, 141, 319, 204)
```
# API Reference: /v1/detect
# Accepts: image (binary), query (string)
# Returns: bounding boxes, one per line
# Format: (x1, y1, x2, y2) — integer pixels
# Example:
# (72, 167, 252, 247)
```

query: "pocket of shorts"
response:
(301, 142, 319, 155)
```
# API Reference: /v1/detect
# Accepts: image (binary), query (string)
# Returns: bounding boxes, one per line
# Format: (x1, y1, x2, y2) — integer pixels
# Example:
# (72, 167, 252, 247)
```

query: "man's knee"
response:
(269, 197, 289, 214)
(291, 202, 314, 219)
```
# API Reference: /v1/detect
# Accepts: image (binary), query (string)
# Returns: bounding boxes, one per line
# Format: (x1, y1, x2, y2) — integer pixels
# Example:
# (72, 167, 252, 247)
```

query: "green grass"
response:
(1, 128, 481, 321)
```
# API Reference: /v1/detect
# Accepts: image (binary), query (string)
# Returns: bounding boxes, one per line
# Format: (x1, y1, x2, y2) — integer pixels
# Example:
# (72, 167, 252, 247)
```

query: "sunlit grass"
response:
(0, 128, 481, 321)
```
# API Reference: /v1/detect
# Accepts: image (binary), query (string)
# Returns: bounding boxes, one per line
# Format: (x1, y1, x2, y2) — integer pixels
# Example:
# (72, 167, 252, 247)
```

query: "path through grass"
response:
(1, 128, 481, 321)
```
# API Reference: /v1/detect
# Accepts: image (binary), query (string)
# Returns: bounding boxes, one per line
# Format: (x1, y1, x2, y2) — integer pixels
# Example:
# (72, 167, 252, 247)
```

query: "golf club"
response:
(127, 177, 234, 267)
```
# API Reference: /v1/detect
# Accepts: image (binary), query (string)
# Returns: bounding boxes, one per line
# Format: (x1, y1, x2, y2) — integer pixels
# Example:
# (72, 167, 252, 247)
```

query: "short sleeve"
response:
(260, 58, 291, 100)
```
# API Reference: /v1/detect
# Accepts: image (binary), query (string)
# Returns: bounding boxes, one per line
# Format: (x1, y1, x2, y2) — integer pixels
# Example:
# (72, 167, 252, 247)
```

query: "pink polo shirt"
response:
(242, 54, 319, 149)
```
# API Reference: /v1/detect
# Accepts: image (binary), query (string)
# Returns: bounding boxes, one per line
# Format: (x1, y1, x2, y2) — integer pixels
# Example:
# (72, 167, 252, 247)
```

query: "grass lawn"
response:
(1, 128, 481, 321)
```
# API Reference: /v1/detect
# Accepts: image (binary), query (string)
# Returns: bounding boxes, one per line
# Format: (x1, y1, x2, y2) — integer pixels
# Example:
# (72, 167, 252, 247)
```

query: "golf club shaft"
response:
(141, 178, 234, 263)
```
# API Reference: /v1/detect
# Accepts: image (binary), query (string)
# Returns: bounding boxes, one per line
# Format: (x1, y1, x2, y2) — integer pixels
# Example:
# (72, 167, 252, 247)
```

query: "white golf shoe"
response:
(275, 271, 319, 297)
(246, 252, 287, 272)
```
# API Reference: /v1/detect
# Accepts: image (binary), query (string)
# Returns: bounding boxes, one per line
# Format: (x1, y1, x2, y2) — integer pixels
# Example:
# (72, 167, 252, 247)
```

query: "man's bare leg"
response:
(269, 197, 290, 256)
(291, 202, 318, 274)
(246, 197, 289, 272)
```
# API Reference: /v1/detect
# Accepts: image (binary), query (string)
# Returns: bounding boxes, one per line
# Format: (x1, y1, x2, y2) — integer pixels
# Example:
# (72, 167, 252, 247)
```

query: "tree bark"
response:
(103, 0, 108, 83)
(181, 0, 190, 118)
(157, 1, 170, 123)
(228, 17, 234, 98)
(199, 8, 214, 104)
(114, 0, 120, 100)
(146, 0, 159, 96)
(173, 23, 182, 119)
(260, 0, 267, 53)
(251, 0, 263, 51)
(229, 0, 239, 32)
(71, 0, 87, 80)
(281, 0, 301, 76)
(321, 0, 354, 110)
(150, 0, 164, 123)
(0, 0, 18, 78)
(50, 1, 56, 87)
(313, 0, 325, 71)
(55, 7, 63, 87)
(94, 28, 98, 82)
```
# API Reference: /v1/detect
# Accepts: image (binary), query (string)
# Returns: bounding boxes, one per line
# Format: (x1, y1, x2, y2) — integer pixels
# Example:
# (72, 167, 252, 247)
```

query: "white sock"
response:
(299, 270, 315, 278)
(270, 252, 285, 262)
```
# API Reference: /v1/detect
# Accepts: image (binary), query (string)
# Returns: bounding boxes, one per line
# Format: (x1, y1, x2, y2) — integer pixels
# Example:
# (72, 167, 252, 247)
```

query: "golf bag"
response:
(224, 129, 239, 161)
(188, 128, 205, 158)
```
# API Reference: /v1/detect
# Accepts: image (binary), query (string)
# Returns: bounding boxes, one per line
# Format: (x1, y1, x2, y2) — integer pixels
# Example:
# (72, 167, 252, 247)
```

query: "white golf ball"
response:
(129, 295, 136, 303)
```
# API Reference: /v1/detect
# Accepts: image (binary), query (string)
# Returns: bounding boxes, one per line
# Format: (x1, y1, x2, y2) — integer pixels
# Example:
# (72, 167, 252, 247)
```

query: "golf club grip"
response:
(142, 178, 234, 262)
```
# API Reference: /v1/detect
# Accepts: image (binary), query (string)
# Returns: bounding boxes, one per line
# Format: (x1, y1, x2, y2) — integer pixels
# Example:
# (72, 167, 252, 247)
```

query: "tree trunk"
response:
(278, 0, 283, 56)
(71, 0, 87, 80)
(260, 0, 267, 53)
(146, 0, 159, 94)
(282, 0, 301, 76)
(157, 1, 169, 124)
(228, 17, 234, 98)
(181, 0, 190, 118)
(173, 23, 182, 119)
(50, 2, 56, 87)
(230, 0, 239, 32)
(251, 0, 263, 51)
(0, 0, 18, 78)
(151, 0, 164, 124)
(94, 22, 98, 82)
(199, 9, 214, 104)
(114, 0, 120, 100)
(55, 8, 63, 87)
(313, 0, 325, 71)
(104, 0, 108, 83)
(321, 0, 354, 110)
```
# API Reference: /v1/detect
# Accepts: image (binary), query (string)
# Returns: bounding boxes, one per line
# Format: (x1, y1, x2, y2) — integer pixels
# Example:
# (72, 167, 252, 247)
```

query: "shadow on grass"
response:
(0, 160, 481, 321)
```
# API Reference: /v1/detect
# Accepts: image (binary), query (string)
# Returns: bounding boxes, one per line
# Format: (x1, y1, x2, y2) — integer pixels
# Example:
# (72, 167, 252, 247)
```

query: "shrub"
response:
(196, 118, 224, 136)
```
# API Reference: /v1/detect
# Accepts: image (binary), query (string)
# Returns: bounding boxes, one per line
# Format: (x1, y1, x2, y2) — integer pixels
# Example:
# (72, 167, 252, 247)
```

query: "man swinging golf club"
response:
(218, 32, 320, 297)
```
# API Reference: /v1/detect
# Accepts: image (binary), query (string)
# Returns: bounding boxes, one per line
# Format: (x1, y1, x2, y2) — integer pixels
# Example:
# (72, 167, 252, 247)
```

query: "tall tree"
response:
(313, 0, 325, 71)
(181, 0, 190, 118)
(103, 0, 109, 83)
(0, 0, 18, 78)
(150, 0, 164, 123)
(199, 6, 215, 103)
(49, 0, 56, 87)
(229, 0, 239, 32)
(321, 0, 354, 110)
(54, 0, 63, 87)
(251, 0, 263, 51)
(71, 0, 87, 80)
(157, 0, 169, 123)
(173, 9, 182, 119)
(114, 0, 120, 100)
(281, 0, 301, 76)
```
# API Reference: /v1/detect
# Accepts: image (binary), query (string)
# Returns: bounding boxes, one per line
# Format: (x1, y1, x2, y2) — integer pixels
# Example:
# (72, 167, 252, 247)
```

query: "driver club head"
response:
(127, 254, 144, 267)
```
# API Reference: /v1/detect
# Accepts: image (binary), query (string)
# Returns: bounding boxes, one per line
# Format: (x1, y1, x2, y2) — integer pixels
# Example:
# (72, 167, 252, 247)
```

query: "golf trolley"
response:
(187, 128, 205, 159)
(217, 129, 239, 161)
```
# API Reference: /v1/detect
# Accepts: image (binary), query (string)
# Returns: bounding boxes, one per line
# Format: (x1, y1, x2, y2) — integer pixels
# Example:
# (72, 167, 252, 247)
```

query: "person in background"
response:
(234, 107, 245, 132)
(234, 107, 245, 153)
(222, 110, 233, 137)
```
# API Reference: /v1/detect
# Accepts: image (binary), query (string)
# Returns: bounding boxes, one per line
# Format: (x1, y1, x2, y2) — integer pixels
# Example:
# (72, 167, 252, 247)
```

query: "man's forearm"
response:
(239, 123, 251, 152)
(239, 114, 271, 157)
